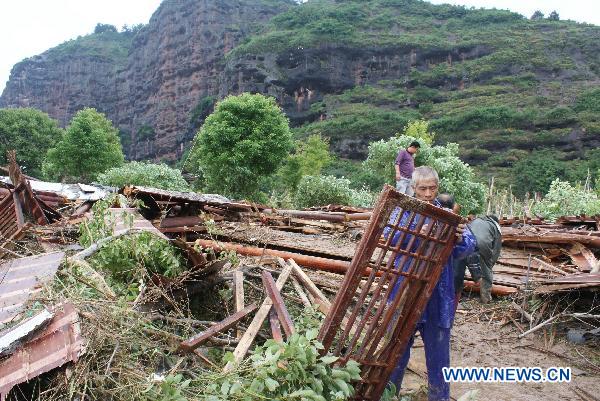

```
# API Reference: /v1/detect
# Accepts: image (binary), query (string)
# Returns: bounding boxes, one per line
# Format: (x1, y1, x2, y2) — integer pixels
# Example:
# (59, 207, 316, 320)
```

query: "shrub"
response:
(44, 108, 124, 182)
(79, 196, 185, 282)
(511, 150, 567, 196)
(574, 89, 600, 113)
(187, 93, 292, 200)
(532, 179, 600, 221)
(294, 175, 353, 208)
(97, 161, 190, 191)
(203, 329, 361, 401)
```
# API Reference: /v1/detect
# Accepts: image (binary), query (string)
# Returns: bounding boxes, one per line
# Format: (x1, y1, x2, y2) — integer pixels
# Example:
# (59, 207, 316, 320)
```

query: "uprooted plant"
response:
(77, 194, 186, 290)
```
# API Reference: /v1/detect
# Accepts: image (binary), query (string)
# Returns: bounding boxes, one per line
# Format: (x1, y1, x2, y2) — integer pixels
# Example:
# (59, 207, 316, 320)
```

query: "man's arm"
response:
(395, 163, 401, 181)
(452, 226, 476, 261)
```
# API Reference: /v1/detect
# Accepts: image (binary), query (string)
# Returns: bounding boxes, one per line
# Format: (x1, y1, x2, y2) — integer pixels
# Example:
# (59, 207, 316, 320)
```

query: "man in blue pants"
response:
(385, 166, 476, 401)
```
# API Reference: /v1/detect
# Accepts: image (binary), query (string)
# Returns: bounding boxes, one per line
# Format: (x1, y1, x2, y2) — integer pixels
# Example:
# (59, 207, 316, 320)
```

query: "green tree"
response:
(530, 10, 544, 20)
(0, 108, 63, 177)
(97, 161, 190, 191)
(44, 108, 124, 182)
(398, 119, 435, 145)
(187, 93, 293, 200)
(94, 23, 118, 34)
(364, 134, 486, 215)
(511, 150, 567, 197)
(547, 10, 560, 21)
(278, 134, 332, 191)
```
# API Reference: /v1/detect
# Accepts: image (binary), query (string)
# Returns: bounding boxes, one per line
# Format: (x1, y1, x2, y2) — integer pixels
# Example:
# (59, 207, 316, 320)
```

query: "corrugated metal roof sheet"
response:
(0, 177, 112, 201)
(0, 303, 84, 397)
(123, 185, 229, 204)
(0, 252, 65, 325)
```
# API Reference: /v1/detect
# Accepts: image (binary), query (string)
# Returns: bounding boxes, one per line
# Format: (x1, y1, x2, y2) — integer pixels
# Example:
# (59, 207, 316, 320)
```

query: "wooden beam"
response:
(233, 269, 245, 339)
(269, 309, 283, 343)
(179, 303, 257, 352)
(224, 261, 293, 372)
(288, 259, 331, 314)
(262, 270, 295, 338)
(291, 277, 312, 308)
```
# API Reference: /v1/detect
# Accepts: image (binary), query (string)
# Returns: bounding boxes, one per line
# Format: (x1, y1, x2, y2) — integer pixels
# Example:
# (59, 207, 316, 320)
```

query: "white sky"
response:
(0, 0, 598, 94)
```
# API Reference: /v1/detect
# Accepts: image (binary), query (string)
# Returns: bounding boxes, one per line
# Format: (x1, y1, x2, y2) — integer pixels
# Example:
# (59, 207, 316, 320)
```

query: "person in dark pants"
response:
(386, 168, 476, 401)
(437, 194, 502, 304)
(454, 215, 502, 303)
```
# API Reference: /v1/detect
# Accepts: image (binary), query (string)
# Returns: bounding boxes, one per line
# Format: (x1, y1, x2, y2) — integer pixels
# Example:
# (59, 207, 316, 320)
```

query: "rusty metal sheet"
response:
(567, 243, 599, 272)
(0, 191, 20, 242)
(0, 252, 65, 325)
(123, 185, 229, 204)
(318, 185, 461, 400)
(108, 208, 167, 239)
(7, 151, 61, 225)
(0, 303, 84, 397)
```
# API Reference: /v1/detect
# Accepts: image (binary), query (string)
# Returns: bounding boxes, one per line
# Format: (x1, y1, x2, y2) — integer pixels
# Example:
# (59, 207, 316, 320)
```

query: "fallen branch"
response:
(511, 301, 532, 322)
(518, 315, 560, 338)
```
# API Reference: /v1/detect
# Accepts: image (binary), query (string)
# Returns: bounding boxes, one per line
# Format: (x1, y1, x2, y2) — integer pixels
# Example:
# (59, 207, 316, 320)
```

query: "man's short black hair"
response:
(437, 193, 455, 209)
(409, 141, 421, 148)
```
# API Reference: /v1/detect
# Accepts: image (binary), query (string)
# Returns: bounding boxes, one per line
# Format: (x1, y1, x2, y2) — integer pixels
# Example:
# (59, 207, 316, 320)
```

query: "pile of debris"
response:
(0, 151, 598, 400)
(476, 217, 600, 295)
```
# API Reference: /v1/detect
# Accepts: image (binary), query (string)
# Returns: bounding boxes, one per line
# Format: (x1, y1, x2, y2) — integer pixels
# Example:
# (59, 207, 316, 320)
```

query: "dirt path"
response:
(401, 299, 599, 401)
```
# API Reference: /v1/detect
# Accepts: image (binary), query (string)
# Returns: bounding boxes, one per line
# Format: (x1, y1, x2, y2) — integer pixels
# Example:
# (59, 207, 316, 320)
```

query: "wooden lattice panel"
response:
(318, 185, 462, 400)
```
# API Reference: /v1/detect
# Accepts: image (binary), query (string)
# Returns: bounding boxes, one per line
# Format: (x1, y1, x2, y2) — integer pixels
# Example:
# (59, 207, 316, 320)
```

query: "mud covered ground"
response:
(401, 298, 599, 401)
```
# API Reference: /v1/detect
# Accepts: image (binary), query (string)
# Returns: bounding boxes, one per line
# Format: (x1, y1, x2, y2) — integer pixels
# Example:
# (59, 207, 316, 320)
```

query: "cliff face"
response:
(0, 0, 292, 160)
(115, 0, 292, 160)
(1, 0, 599, 180)
(1, 52, 122, 128)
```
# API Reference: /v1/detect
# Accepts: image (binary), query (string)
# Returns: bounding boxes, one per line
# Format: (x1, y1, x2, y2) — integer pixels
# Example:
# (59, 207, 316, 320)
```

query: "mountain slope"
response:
(1, 0, 599, 187)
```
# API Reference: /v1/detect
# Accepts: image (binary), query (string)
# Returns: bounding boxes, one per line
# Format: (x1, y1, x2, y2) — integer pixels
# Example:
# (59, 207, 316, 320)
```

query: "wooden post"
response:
(233, 270, 245, 339)
(262, 270, 295, 338)
(223, 261, 293, 372)
(287, 259, 331, 314)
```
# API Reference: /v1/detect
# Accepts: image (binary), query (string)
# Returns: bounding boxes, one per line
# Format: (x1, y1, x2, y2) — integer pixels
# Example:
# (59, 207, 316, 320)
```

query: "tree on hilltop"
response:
(530, 10, 544, 20)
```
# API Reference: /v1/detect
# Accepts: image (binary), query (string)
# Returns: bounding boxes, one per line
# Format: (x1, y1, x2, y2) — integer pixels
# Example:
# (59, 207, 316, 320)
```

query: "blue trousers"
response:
(388, 318, 451, 401)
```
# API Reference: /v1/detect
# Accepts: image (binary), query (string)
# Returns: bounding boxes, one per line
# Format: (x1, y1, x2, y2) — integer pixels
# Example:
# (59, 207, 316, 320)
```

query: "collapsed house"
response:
(0, 153, 598, 400)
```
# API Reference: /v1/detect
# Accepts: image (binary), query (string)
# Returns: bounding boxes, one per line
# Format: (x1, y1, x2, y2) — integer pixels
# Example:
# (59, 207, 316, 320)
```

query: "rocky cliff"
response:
(1, 0, 293, 160)
(1, 0, 599, 185)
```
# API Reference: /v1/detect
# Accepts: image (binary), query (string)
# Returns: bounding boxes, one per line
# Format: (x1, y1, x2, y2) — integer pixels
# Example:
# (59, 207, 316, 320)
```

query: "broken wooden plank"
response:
(224, 261, 293, 372)
(568, 242, 598, 272)
(269, 309, 283, 343)
(287, 259, 332, 314)
(0, 309, 53, 356)
(234, 270, 245, 339)
(291, 277, 312, 308)
(179, 303, 257, 353)
(261, 270, 295, 338)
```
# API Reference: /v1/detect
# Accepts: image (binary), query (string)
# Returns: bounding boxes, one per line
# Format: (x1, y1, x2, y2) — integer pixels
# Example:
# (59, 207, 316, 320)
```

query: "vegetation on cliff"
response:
(231, 0, 600, 193)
